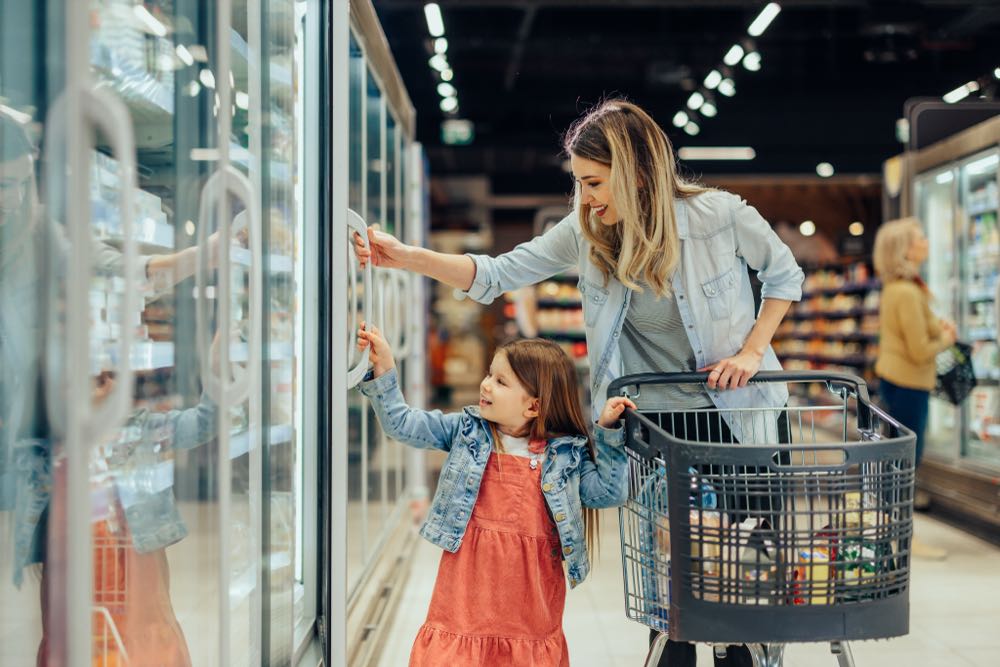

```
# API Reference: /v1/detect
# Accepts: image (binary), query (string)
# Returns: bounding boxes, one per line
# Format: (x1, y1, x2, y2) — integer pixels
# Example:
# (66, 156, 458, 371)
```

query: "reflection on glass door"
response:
(916, 167, 960, 458)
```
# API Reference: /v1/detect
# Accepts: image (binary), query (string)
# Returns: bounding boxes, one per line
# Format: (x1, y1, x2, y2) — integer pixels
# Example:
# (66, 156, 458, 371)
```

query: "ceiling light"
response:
(434, 37, 448, 54)
(717, 78, 736, 97)
(0, 104, 31, 124)
(684, 121, 700, 136)
(437, 82, 457, 97)
(700, 102, 717, 117)
(672, 111, 689, 127)
(704, 70, 722, 89)
(235, 91, 249, 110)
(185, 220, 196, 236)
(748, 3, 781, 37)
(935, 171, 954, 184)
(848, 222, 865, 237)
(199, 68, 216, 89)
(441, 69, 454, 82)
(724, 44, 745, 67)
(799, 220, 816, 237)
(424, 3, 445, 37)
(678, 147, 756, 160)
(687, 91, 705, 110)
(429, 54, 449, 72)
(816, 162, 834, 178)
(995, 67, 1000, 79)
(742, 52, 762, 71)
(175, 44, 194, 67)
(185, 81, 201, 97)
(440, 96, 458, 113)
(943, 81, 978, 104)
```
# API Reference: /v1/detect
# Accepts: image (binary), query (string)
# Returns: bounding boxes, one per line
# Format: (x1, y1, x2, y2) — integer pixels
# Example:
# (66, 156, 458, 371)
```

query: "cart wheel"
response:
(747, 644, 785, 667)
(830, 641, 856, 667)
(644, 632, 669, 667)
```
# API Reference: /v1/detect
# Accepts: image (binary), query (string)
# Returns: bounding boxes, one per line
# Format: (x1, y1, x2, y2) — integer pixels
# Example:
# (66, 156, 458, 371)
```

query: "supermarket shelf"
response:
(787, 308, 879, 320)
(969, 419, 1000, 438)
(231, 341, 294, 362)
(95, 218, 176, 253)
(539, 330, 586, 342)
(778, 353, 875, 367)
(975, 377, 1000, 387)
(230, 423, 294, 460)
(230, 246, 293, 274)
(775, 332, 877, 342)
(968, 288, 999, 303)
(544, 274, 580, 284)
(126, 341, 175, 371)
(967, 204, 998, 217)
(968, 245, 1000, 260)
(801, 280, 880, 298)
(230, 29, 292, 96)
(968, 327, 998, 341)
(537, 299, 582, 309)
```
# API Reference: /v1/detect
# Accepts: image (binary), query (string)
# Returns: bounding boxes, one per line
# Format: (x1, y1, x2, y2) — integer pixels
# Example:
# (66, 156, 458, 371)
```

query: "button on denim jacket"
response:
(459, 191, 804, 444)
(358, 368, 628, 588)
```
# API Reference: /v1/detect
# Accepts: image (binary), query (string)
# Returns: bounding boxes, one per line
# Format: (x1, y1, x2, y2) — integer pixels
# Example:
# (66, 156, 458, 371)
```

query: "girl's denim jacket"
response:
(359, 368, 628, 588)
(458, 191, 804, 444)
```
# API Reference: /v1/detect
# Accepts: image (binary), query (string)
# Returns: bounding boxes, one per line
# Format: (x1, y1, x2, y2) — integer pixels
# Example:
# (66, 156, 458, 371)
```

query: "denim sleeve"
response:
(131, 393, 218, 452)
(578, 424, 629, 509)
(460, 211, 581, 304)
(730, 195, 804, 302)
(357, 368, 463, 451)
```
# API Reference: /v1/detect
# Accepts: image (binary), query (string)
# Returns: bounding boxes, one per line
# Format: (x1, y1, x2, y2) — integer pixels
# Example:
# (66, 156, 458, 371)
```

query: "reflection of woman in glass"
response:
(0, 111, 221, 666)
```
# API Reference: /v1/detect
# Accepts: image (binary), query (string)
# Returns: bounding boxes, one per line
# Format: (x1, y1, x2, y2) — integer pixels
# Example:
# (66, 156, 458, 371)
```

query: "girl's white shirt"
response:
(498, 432, 532, 457)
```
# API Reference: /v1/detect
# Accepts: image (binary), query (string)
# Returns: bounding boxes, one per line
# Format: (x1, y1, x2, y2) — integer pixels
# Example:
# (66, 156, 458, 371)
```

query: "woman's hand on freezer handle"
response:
(353, 224, 411, 270)
(357, 322, 395, 377)
(598, 396, 637, 428)
(700, 348, 764, 390)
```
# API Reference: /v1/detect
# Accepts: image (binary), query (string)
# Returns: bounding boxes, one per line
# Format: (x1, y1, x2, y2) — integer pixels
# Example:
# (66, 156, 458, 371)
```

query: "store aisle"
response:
(377, 510, 1000, 667)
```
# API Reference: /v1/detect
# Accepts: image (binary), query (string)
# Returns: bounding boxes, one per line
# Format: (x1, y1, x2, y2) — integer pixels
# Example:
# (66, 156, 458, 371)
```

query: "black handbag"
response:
(934, 341, 977, 406)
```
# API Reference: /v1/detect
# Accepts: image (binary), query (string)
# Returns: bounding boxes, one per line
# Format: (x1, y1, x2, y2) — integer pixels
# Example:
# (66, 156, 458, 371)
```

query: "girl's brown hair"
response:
(493, 338, 601, 560)
(563, 98, 709, 297)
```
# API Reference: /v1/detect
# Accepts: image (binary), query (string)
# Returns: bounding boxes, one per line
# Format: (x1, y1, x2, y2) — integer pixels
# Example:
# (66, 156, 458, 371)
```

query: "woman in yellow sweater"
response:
(873, 218, 956, 556)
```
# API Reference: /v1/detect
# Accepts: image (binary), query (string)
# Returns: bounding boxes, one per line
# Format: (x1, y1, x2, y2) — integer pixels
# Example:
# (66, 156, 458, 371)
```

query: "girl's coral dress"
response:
(409, 450, 570, 666)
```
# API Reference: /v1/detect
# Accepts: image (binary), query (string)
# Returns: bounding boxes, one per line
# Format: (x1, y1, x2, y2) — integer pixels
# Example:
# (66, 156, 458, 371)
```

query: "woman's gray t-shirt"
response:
(619, 284, 713, 411)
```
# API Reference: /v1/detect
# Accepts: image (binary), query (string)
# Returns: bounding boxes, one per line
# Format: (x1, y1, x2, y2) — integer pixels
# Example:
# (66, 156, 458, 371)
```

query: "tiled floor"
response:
(377, 511, 1000, 666)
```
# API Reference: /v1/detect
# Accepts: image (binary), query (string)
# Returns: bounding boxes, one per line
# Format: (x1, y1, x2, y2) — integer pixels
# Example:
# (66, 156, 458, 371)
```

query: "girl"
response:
(356, 325, 634, 666)
(355, 99, 804, 666)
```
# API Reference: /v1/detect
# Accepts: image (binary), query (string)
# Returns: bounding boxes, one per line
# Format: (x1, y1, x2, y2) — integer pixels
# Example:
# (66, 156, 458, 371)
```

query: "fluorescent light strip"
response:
(966, 154, 998, 175)
(424, 3, 445, 37)
(678, 147, 756, 161)
(723, 44, 744, 66)
(748, 3, 781, 37)
(943, 81, 978, 104)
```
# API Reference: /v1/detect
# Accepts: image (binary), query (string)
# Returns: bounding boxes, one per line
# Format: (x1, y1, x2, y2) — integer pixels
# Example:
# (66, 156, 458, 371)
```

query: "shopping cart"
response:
(611, 372, 915, 667)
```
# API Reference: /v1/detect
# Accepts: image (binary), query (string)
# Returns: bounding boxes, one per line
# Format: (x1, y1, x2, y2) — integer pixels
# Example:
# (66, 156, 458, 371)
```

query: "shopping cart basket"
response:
(611, 371, 915, 667)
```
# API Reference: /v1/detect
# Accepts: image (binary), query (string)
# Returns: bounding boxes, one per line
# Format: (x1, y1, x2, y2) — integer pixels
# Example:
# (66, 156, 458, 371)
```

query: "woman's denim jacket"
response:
(459, 191, 804, 444)
(359, 368, 628, 588)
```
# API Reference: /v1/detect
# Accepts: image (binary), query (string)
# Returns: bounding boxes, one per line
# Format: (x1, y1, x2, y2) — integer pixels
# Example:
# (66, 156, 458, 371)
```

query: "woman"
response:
(355, 99, 804, 666)
(872, 217, 955, 559)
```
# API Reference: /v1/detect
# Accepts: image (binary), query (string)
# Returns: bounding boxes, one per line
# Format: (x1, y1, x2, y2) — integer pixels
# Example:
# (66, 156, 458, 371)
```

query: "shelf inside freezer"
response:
(230, 341, 294, 362)
(969, 327, 998, 341)
(229, 246, 293, 274)
(229, 424, 294, 460)
(230, 28, 293, 96)
(970, 419, 1000, 438)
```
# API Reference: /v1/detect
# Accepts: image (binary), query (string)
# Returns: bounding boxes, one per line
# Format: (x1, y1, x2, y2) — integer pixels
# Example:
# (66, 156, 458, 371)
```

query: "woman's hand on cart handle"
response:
(357, 322, 396, 377)
(699, 348, 763, 390)
(598, 396, 637, 428)
(353, 224, 412, 270)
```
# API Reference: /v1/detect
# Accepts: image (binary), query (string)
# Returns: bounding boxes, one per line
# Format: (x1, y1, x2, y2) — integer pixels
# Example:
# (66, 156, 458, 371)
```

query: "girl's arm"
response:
(578, 397, 634, 508)
(355, 212, 581, 305)
(356, 326, 463, 451)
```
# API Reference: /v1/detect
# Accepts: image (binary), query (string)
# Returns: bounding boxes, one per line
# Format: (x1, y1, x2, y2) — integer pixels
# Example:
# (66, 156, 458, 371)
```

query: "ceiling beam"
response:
(505, 6, 537, 92)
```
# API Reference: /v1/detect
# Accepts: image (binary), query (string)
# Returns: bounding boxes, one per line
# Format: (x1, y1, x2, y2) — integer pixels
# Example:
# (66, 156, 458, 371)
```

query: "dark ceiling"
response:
(373, 0, 1000, 194)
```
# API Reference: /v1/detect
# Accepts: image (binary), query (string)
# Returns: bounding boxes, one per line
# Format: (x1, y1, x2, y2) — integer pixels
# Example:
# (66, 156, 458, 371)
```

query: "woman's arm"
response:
(355, 212, 581, 305)
(704, 297, 791, 389)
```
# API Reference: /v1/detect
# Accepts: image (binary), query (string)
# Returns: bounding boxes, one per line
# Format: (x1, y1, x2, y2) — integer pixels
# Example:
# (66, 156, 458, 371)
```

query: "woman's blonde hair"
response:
(563, 99, 708, 297)
(872, 217, 923, 282)
(492, 338, 602, 561)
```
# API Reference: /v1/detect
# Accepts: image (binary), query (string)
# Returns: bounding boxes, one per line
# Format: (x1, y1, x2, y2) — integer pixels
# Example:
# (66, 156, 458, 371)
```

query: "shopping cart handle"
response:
(607, 370, 871, 402)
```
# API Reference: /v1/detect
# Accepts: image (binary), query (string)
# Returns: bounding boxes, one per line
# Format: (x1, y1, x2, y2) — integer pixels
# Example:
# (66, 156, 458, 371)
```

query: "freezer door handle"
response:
(347, 208, 373, 388)
(195, 165, 262, 407)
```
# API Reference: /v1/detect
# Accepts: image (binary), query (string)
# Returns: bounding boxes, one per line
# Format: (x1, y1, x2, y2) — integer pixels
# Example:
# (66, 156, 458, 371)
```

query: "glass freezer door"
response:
(915, 167, 961, 459)
(959, 149, 1000, 467)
